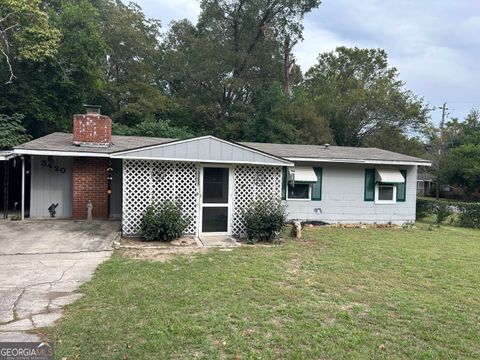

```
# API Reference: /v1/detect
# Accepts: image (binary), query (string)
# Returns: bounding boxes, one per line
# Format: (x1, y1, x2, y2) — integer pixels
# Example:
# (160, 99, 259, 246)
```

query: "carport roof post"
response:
(21, 156, 25, 220)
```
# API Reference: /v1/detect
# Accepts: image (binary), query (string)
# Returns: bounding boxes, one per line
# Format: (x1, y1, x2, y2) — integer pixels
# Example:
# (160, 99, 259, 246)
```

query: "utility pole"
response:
(436, 102, 448, 199)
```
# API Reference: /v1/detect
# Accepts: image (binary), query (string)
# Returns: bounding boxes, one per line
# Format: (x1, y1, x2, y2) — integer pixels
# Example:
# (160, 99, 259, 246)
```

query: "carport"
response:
(0, 151, 29, 220)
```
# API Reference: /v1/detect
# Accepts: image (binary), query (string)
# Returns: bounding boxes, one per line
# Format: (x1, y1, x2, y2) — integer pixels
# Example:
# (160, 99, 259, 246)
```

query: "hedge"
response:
(416, 198, 480, 228)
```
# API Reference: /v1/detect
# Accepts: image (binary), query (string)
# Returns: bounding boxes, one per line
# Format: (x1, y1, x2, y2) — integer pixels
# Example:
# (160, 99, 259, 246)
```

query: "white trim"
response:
(198, 165, 233, 236)
(14, 149, 109, 158)
(286, 182, 311, 201)
(111, 135, 294, 166)
(374, 183, 397, 204)
(0, 151, 16, 161)
(21, 156, 25, 220)
(14, 148, 429, 166)
(285, 157, 431, 166)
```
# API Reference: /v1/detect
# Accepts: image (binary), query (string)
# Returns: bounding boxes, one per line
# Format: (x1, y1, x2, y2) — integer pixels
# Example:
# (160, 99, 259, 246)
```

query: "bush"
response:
(433, 203, 452, 224)
(457, 203, 480, 228)
(416, 198, 480, 228)
(416, 199, 433, 219)
(139, 200, 191, 241)
(242, 198, 287, 244)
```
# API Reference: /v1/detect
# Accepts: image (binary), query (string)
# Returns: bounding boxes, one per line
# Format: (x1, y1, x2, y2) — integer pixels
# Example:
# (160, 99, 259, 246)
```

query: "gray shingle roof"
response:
(241, 142, 430, 164)
(15, 132, 173, 154)
(15, 132, 430, 164)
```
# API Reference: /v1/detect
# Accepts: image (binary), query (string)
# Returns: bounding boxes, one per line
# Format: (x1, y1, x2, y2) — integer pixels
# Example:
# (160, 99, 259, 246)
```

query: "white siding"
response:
(30, 156, 72, 218)
(285, 163, 417, 224)
(112, 137, 291, 166)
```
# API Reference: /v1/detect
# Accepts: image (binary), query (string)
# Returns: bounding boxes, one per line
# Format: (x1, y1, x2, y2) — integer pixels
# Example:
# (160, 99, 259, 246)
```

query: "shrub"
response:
(416, 199, 433, 219)
(242, 198, 287, 244)
(457, 203, 480, 228)
(416, 197, 480, 228)
(433, 203, 452, 224)
(139, 200, 191, 241)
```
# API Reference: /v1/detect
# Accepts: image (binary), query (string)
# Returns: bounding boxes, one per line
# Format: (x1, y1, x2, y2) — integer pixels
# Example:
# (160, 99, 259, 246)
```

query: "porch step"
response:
(199, 236, 239, 247)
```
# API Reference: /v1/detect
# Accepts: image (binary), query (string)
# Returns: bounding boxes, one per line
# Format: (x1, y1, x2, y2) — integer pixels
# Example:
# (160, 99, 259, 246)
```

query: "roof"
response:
(14, 132, 431, 166)
(0, 150, 16, 161)
(241, 141, 430, 165)
(15, 132, 173, 155)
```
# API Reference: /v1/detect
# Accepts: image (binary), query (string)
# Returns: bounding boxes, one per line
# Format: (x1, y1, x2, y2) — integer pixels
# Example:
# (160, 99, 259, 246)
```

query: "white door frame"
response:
(197, 164, 234, 236)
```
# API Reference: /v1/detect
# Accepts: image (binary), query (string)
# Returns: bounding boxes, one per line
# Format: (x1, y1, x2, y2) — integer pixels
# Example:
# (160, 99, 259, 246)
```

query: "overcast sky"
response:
(134, 0, 480, 123)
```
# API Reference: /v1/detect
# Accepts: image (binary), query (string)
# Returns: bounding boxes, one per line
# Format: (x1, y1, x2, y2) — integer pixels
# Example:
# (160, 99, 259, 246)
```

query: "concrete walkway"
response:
(0, 220, 119, 341)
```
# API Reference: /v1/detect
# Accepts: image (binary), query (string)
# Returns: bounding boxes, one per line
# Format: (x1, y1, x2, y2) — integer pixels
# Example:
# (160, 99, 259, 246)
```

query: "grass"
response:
(50, 224, 480, 359)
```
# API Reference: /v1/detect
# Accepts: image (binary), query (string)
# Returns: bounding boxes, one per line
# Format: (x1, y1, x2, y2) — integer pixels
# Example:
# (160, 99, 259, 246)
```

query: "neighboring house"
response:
(417, 171, 435, 196)
(12, 107, 431, 236)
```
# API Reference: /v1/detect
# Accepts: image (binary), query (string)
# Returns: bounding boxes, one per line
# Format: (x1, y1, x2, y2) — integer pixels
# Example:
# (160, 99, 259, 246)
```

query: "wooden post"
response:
(21, 156, 25, 220)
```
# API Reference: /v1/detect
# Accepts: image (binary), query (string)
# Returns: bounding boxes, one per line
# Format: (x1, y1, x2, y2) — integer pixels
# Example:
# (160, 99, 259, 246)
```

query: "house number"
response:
(41, 159, 66, 173)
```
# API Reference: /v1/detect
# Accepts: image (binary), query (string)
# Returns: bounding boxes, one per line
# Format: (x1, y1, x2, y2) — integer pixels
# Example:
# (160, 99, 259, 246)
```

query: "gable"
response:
(111, 136, 293, 166)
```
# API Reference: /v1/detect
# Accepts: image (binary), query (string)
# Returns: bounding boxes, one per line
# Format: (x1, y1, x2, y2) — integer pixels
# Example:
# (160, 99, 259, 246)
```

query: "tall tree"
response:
(0, 0, 60, 83)
(304, 47, 429, 148)
(97, 0, 170, 126)
(440, 144, 480, 200)
(0, 113, 31, 149)
(0, 0, 106, 137)
(244, 83, 332, 144)
(162, 0, 321, 139)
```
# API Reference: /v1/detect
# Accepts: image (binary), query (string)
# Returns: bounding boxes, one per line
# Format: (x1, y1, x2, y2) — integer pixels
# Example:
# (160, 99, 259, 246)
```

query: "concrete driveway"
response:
(0, 220, 120, 341)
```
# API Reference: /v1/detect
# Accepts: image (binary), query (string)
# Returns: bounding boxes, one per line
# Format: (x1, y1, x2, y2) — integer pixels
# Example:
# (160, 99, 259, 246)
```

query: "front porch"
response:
(114, 136, 292, 237)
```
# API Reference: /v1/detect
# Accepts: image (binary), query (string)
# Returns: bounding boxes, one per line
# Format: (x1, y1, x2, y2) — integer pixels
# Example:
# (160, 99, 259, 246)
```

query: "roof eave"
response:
(13, 148, 111, 157)
(286, 157, 432, 166)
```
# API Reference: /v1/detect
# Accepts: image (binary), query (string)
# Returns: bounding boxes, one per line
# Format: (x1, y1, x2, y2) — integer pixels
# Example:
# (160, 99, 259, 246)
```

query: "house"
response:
(417, 171, 435, 196)
(11, 106, 431, 236)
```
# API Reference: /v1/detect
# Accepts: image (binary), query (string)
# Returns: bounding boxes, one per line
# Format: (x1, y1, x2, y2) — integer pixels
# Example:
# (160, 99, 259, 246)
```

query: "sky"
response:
(134, 0, 480, 124)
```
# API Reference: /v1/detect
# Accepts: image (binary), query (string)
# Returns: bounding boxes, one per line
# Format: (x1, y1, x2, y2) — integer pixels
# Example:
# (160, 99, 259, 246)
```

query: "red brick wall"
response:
(73, 114, 112, 146)
(72, 157, 109, 220)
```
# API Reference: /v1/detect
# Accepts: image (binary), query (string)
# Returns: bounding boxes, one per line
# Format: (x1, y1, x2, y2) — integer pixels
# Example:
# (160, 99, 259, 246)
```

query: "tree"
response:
(0, 0, 60, 83)
(98, 0, 170, 126)
(440, 144, 480, 199)
(244, 83, 332, 144)
(0, 113, 31, 149)
(0, 0, 106, 137)
(113, 118, 193, 139)
(304, 47, 429, 147)
(162, 0, 321, 138)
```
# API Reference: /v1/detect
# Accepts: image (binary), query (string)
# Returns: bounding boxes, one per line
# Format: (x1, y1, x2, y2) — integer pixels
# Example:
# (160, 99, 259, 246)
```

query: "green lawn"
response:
(50, 224, 480, 359)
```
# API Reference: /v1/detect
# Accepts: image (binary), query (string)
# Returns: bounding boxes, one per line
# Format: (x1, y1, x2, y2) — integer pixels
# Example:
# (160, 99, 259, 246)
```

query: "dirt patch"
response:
(120, 236, 200, 248)
(118, 247, 209, 262)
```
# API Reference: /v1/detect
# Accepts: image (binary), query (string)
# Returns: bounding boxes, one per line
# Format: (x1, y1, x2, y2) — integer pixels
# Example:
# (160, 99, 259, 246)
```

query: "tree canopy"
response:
(304, 47, 429, 148)
(0, 0, 431, 158)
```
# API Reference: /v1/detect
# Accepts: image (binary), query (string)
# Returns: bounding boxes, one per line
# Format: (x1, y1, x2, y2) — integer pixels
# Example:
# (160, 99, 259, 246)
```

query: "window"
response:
(365, 168, 406, 203)
(375, 183, 397, 204)
(282, 166, 322, 201)
(287, 183, 310, 200)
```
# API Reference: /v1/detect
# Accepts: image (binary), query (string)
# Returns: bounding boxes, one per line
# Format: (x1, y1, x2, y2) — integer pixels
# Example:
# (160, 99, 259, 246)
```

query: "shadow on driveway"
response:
(0, 220, 121, 255)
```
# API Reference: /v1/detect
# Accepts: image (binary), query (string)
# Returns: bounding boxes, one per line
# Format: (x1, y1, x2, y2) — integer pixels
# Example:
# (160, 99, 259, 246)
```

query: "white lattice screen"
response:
(122, 160, 281, 236)
(122, 160, 199, 235)
(232, 165, 282, 236)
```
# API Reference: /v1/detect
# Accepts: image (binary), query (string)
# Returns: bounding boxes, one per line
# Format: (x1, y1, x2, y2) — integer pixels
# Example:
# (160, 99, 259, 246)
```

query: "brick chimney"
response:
(73, 105, 112, 147)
